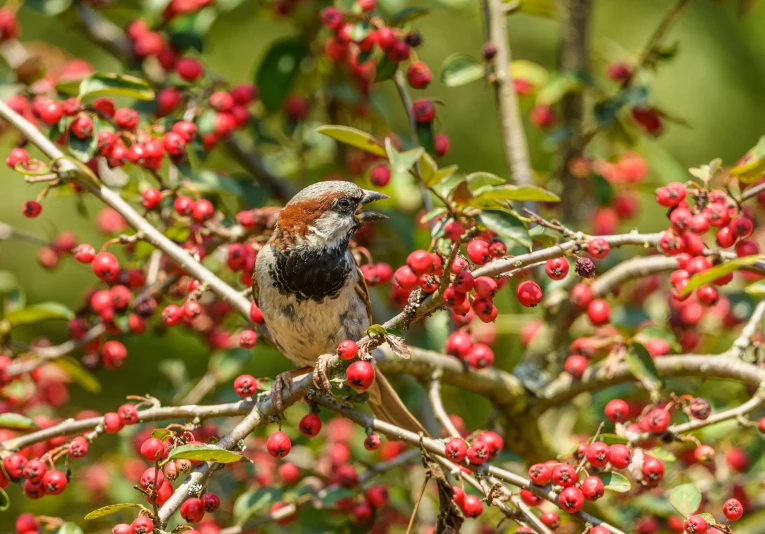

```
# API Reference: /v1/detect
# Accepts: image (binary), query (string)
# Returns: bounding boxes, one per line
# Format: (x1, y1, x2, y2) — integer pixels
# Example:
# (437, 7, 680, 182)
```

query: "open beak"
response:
(355, 190, 389, 223)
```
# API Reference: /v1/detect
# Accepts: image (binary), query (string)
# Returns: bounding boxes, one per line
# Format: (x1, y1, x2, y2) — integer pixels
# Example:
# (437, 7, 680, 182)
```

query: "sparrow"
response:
(252, 181, 426, 435)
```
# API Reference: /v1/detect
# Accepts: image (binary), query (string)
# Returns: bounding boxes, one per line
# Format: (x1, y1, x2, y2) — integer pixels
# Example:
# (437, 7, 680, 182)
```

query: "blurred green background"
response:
(3, 0, 765, 526)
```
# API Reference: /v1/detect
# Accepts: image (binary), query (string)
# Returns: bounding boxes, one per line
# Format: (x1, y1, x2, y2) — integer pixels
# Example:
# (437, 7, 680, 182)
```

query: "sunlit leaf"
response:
(24, 0, 72, 15)
(536, 74, 584, 106)
(593, 471, 630, 493)
(466, 172, 505, 190)
(0, 488, 8, 511)
(648, 448, 677, 463)
(85, 503, 143, 520)
(80, 73, 154, 101)
(167, 444, 248, 464)
(316, 125, 386, 157)
(385, 138, 423, 177)
(669, 483, 702, 517)
(0, 413, 38, 430)
(681, 255, 763, 295)
(58, 523, 84, 534)
(54, 357, 102, 394)
(510, 60, 549, 88)
(472, 184, 560, 203)
(440, 54, 484, 87)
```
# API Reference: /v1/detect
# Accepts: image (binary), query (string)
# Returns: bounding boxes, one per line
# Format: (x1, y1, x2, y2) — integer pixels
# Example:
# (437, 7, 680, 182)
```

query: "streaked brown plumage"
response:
(252, 181, 426, 435)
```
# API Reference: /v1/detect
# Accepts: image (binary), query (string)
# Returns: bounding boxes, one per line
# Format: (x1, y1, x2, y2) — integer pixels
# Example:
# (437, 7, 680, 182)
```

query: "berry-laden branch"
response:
(313, 395, 629, 534)
(0, 100, 254, 322)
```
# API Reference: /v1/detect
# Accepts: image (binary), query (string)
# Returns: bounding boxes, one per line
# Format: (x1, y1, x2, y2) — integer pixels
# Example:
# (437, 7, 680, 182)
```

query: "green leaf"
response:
(5, 302, 74, 328)
(593, 471, 630, 493)
(375, 56, 399, 82)
(58, 523, 84, 534)
(0, 271, 18, 293)
(24, 0, 72, 16)
(510, 60, 549, 88)
(366, 324, 387, 337)
(208, 348, 252, 384)
(79, 73, 154, 101)
(529, 225, 558, 247)
(420, 207, 447, 224)
(477, 210, 531, 249)
(187, 171, 243, 196)
(316, 125, 386, 157)
(0, 413, 39, 430)
(419, 152, 458, 187)
(322, 487, 356, 505)
(682, 256, 763, 295)
(167, 444, 248, 464)
(745, 279, 765, 298)
(669, 483, 702, 517)
(598, 433, 629, 445)
(696, 513, 715, 524)
(0, 487, 8, 511)
(416, 121, 435, 154)
(635, 325, 680, 352)
(440, 54, 485, 87)
(234, 487, 281, 524)
(592, 173, 614, 206)
(471, 184, 560, 203)
(85, 503, 142, 520)
(625, 342, 662, 394)
(385, 138, 423, 177)
(729, 136, 765, 183)
(390, 6, 429, 26)
(648, 448, 677, 463)
(54, 357, 101, 394)
(537, 74, 584, 106)
(349, 21, 370, 42)
(255, 38, 309, 112)
(466, 172, 505, 190)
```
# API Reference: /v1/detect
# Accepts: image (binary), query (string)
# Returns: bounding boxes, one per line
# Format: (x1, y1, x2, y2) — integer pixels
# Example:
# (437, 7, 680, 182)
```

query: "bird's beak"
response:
(355, 190, 389, 223)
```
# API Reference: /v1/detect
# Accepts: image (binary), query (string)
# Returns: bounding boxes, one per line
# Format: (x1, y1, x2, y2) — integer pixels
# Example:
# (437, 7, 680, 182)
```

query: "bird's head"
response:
(272, 181, 388, 251)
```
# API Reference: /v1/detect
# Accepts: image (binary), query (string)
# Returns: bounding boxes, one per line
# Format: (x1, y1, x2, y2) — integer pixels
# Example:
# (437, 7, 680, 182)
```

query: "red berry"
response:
(723, 498, 743, 521)
(570, 283, 593, 307)
(364, 434, 381, 450)
(239, 329, 257, 348)
(92, 251, 119, 281)
(161, 304, 184, 326)
(163, 131, 186, 156)
(445, 438, 467, 462)
(587, 299, 610, 325)
(683, 515, 708, 534)
(736, 238, 759, 257)
(406, 61, 432, 89)
(530, 104, 557, 128)
(587, 238, 610, 259)
(520, 488, 543, 506)
(564, 355, 588, 379)
(118, 403, 139, 425)
(233, 374, 258, 397)
(131, 516, 155, 534)
(369, 164, 391, 187)
(15, 513, 39, 533)
(581, 475, 605, 501)
(412, 99, 435, 123)
(528, 463, 552, 485)
(434, 134, 450, 157)
(467, 239, 491, 264)
(645, 408, 670, 433)
(472, 297, 498, 322)
(202, 492, 220, 513)
(299, 413, 322, 437)
(22, 459, 47, 483)
(642, 456, 664, 483)
(697, 285, 719, 306)
(461, 494, 483, 518)
(551, 463, 577, 487)
(250, 302, 264, 323)
(346, 360, 375, 391)
(545, 257, 569, 280)
(473, 276, 498, 298)
(366, 485, 388, 507)
(605, 399, 629, 423)
(22, 200, 42, 218)
(585, 442, 610, 468)
(540, 511, 560, 529)
(558, 486, 584, 513)
(516, 280, 543, 307)
(42, 469, 67, 495)
(101, 340, 128, 369)
(337, 339, 358, 360)
(71, 115, 94, 139)
(176, 57, 204, 82)
(192, 199, 215, 222)
(141, 188, 162, 209)
(180, 497, 205, 523)
(267, 431, 291, 458)
(6, 147, 29, 168)
(141, 437, 168, 461)
(467, 343, 494, 369)
(68, 436, 89, 458)
(609, 444, 631, 469)
(103, 412, 123, 433)
(115, 108, 139, 129)
(73, 243, 96, 263)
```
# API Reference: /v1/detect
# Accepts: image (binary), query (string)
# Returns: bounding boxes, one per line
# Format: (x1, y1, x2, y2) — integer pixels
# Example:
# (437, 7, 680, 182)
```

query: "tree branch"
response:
(6, 324, 106, 377)
(484, 0, 535, 189)
(427, 374, 462, 438)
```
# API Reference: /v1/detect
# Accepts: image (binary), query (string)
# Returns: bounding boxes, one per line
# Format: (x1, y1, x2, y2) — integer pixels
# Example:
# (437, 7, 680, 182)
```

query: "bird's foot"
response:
(272, 367, 311, 413)
(313, 353, 334, 391)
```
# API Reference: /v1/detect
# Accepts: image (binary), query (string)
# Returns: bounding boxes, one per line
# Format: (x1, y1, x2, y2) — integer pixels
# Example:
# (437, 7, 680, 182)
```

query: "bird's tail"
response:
(367, 370, 428, 436)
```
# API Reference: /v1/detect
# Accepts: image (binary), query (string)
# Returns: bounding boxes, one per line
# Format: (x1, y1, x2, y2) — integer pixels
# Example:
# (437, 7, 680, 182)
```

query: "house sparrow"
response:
(253, 181, 426, 435)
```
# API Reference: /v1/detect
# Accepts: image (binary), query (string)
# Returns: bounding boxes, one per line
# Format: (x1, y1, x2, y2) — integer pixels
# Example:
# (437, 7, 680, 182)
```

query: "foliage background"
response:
(2, 0, 765, 526)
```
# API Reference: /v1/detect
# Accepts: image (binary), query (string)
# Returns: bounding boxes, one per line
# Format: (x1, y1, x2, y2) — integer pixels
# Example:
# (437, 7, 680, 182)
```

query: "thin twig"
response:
(428, 373, 462, 438)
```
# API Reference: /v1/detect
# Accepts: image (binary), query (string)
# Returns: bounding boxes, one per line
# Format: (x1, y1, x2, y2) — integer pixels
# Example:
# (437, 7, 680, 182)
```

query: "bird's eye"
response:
(336, 198, 351, 210)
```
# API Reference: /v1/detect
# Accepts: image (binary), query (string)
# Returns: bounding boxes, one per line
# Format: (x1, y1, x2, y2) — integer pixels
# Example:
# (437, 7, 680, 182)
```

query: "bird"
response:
(252, 180, 426, 435)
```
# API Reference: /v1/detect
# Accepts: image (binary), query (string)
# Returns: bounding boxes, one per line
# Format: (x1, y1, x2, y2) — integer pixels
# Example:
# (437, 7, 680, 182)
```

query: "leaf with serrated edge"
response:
(167, 444, 247, 463)
(681, 255, 763, 296)
(669, 483, 702, 517)
(85, 503, 142, 520)
(593, 472, 630, 493)
(625, 342, 662, 394)
(316, 126, 386, 157)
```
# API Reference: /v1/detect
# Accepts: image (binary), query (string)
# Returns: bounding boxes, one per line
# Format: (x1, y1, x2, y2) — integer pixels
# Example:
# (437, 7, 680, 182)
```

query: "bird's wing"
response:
(353, 263, 373, 325)
(250, 270, 259, 307)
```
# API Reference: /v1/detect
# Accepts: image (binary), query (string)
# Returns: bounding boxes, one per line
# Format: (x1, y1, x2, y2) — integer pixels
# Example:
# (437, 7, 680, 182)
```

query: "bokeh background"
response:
(3, 0, 765, 528)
